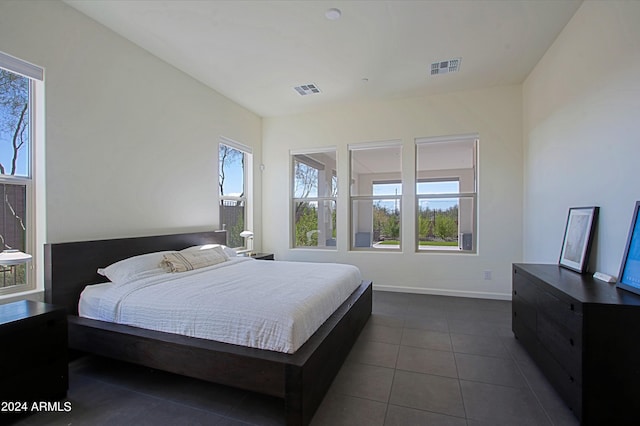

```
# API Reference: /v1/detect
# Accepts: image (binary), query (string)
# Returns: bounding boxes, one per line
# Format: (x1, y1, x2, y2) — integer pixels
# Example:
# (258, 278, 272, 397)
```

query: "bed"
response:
(44, 230, 372, 426)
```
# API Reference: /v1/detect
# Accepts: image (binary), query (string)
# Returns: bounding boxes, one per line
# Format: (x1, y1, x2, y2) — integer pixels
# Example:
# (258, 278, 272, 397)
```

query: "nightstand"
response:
(0, 300, 68, 405)
(251, 252, 274, 260)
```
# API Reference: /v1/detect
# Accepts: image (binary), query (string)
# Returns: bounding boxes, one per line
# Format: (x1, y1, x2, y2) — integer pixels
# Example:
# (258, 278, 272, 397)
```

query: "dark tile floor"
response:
(11, 291, 579, 426)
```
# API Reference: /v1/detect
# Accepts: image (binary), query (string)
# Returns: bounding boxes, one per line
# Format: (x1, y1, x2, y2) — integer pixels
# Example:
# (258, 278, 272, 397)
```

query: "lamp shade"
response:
(240, 230, 254, 238)
(0, 249, 32, 266)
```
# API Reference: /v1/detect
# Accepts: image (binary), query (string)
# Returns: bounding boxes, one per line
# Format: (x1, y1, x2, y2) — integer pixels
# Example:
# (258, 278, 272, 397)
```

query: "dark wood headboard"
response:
(44, 230, 228, 315)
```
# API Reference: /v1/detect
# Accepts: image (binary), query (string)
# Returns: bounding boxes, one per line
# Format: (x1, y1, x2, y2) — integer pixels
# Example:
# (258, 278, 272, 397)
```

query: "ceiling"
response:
(64, 0, 582, 118)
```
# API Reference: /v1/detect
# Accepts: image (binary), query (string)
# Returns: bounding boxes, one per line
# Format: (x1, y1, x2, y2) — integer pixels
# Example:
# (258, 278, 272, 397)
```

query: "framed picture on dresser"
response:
(617, 201, 640, 295)
(559, 206, 599, 273)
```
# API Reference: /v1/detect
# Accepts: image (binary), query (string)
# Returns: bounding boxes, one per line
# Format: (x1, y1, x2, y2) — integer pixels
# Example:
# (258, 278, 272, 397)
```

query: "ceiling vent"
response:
(294, 84, 321, 96)
(430, 57, 462, 75)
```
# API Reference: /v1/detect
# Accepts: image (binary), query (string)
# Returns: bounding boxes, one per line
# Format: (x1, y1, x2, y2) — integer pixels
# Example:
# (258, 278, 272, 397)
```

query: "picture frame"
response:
(617, 201, 640, 295)
(559, 206, 599, 273)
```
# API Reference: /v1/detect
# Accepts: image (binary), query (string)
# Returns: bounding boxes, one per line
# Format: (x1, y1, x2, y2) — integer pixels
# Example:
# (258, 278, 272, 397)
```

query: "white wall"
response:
(0, 0, 262, 246)
(523, 0, 640, 277)
(263, 85, 523, 299)
(0, 0, 261, 301)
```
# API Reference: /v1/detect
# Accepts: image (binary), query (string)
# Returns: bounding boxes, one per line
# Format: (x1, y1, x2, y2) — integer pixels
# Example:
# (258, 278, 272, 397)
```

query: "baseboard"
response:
(372, 284, 511, 301)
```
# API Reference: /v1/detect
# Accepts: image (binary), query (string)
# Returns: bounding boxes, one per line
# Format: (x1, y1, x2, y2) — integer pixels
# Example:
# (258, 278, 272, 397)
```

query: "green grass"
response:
(376, 240, 458, 247)
(419, 241, 458, 246)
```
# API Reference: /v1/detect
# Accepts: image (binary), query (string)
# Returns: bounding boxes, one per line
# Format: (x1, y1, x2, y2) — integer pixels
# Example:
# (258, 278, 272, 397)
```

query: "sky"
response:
(0, 130, 29, 177)
(219, 146, 244, 196)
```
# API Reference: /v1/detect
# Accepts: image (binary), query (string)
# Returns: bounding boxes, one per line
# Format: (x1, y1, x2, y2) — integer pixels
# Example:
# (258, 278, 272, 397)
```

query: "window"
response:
(219, 138, 252, 249)
(416, 135, 477, 252)
(349, 142, 402, 250)
(291, 149, 337, 249)
(0, 51, 43, 294)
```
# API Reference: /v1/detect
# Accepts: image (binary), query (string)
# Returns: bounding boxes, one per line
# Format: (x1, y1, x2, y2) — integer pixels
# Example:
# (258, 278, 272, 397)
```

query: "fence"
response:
(220, 200, 245, 248)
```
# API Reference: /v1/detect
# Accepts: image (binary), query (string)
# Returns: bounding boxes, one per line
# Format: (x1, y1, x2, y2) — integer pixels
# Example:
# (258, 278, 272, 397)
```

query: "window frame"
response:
(218, 137, 252, 250)
(349, 141, 403, 252)
(290, 147, 338, 250)
(415, 135, 478, 253)
(0, 51, 43, 296)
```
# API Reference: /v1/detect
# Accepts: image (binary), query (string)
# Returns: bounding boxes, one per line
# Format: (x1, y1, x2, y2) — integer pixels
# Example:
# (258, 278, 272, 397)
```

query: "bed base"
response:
(44, 231, 372, 425)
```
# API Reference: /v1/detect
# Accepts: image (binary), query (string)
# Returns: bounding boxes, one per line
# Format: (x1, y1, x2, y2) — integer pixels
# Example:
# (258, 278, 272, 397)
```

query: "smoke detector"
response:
(294, 84, 321, 96)
(325, 8, 341, 20)
(430, 57, 462, 75)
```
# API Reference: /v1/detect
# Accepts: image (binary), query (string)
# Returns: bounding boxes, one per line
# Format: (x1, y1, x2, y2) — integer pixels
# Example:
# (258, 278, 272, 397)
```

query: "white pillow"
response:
(97, 251, 174, 284)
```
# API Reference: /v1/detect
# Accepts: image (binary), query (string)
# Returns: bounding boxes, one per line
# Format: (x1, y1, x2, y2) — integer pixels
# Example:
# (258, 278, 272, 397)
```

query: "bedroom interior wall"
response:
(263, 85, 523, 299)
(523, 0, 640, 278)
(0, 0, 262, 250)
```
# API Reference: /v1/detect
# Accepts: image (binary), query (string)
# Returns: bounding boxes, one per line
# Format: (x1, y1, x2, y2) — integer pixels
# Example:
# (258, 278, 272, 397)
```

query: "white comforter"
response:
(82, 257, 362, 353)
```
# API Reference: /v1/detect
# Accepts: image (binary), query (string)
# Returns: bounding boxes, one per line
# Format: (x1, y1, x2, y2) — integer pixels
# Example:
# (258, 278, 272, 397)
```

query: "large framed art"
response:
(617, 202, 640, 295)
(559, 206, 599, 273)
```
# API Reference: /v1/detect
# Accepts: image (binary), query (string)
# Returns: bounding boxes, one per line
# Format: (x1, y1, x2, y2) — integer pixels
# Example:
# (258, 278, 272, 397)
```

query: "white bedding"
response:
(79, 282, 112, 319)
(80, 257, 362, 353)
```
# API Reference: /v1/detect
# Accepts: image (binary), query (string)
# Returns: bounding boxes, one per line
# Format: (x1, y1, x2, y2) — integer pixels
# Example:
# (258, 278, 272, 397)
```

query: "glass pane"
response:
(350, 145, 401, 196)
(417, 180, 459, 195)
(0, 183, 27, 287)
(416, 139, 475, 173)
(416, 139, 476, 194)
(0, 69, 30, 177)
(293, 200, 336, 248)
(219, 144, 244, 197)
(331, 173, 338, 197)
(294, 159, 318, 198)
(220, 199, 245, 248)
(293, 151, 336, 198)
(352, 198, 400, 249)
(417, 196, 475, 251)
(373, 181, 402, 196)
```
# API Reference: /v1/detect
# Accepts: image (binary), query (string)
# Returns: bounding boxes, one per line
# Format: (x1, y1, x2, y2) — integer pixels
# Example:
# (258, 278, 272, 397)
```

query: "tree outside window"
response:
(292, 150, 337, 249)
(219, 142, 250, 249)
(0, 66, 31, 289)
(349, 143, 402, 250)
(416, 136, 477, 252)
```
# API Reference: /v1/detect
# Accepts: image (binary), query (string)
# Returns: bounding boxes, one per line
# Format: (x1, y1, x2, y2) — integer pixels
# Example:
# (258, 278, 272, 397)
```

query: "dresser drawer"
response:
(512, 294, 536, 332)
(536, 288, 583, 334)
(513, 273, 539, 304)
(537, 341, 582, 420)
(537, 312, 582, 385)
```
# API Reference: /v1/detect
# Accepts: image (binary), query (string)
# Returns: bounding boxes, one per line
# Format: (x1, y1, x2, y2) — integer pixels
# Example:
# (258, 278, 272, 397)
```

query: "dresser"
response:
(512, 264, 640, 424)
(0, 300, 68, 405)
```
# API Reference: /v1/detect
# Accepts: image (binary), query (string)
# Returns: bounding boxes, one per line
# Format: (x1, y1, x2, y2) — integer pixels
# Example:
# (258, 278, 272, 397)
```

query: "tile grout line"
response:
(381, 324, 404, 426)
(449, 324, 470, 424)
(506, 337, 556, 426)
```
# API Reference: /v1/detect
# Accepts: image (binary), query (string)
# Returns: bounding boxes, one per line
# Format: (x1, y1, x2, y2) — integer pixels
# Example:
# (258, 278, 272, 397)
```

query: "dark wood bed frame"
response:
(44, 230, 372, 426)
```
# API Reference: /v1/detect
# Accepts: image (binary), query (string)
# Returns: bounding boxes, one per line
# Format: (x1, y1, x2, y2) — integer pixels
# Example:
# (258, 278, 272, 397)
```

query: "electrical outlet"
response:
(483, 270, 492, 280)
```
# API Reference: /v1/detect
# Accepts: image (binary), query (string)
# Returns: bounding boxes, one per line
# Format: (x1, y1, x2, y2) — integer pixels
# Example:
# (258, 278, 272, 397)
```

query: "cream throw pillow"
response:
(161, 245, 228, 272)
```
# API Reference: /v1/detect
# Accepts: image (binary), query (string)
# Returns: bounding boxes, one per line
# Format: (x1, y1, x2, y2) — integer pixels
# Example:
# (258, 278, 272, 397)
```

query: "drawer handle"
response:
(514, 290, 517, 296)
(569, 376, 575, 383)
(569, 338, 574, 346)
(514, 311, 517, 317)
(570, 303, 575, 311)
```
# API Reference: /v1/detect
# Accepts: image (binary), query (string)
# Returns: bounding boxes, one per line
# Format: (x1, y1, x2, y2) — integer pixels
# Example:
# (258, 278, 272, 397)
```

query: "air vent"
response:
(294, 84, 321, 96)
(430, 57, 462, 75)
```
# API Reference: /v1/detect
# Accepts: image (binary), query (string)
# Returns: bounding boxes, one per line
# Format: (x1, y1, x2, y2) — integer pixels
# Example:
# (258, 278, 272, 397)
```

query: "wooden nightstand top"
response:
(0, 299, 65, 326)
